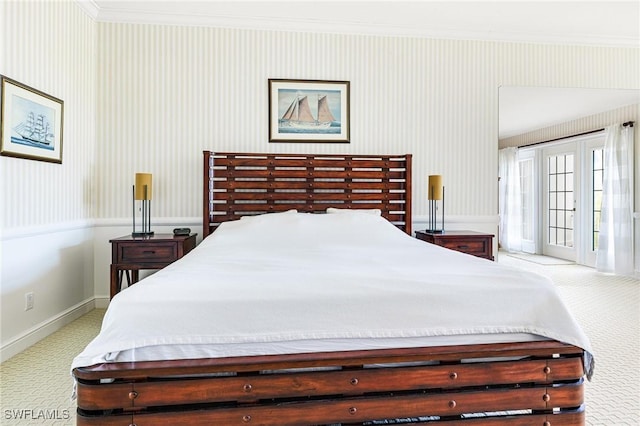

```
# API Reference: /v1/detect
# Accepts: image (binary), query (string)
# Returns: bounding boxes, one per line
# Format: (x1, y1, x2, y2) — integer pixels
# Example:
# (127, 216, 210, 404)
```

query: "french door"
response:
(543, 144, 577, 261)
(520, 133, 604, 265)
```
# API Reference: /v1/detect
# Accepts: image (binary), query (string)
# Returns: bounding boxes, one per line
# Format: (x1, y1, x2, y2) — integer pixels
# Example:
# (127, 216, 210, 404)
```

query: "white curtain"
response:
(596, 124, 634, 275)
(498, 147, 522, 252)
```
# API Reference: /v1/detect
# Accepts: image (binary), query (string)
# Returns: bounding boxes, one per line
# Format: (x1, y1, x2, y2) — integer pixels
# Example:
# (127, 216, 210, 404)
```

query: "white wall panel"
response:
(1, 1, 96, 357)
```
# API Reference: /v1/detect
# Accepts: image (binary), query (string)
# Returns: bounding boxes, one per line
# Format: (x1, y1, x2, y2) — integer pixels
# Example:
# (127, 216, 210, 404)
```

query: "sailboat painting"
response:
(11, 96, 56, 149)
(1, 76, 64, 163)
(269, 79, 350, 143)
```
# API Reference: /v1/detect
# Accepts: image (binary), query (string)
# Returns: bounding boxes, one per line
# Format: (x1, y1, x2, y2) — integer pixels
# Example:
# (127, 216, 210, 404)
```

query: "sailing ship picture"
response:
(12, 103, 55, 150)
(269, 79, 350, 143)
(278, 90, 340, 133)
(1, 75, 64, 163)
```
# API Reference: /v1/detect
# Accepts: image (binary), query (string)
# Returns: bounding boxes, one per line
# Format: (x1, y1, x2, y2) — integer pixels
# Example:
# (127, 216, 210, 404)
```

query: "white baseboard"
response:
(0, 298, 96, 363)
(94, 296, 110, 309)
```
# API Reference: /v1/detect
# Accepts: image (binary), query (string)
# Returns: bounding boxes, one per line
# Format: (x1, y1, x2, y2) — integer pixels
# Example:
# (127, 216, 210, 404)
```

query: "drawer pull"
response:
(457, 245, 469, 249)
(449, 372, 458, 380)
(142, 250, 156, 254)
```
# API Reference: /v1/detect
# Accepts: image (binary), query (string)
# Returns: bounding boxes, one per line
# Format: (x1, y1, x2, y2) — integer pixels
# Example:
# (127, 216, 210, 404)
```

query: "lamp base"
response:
(131, 231, 154, 237)
(425, 229, 444, 234)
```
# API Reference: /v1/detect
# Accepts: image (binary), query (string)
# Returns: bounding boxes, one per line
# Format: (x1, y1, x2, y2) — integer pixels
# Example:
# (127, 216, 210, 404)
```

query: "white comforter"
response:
(72, 211, 593, 378)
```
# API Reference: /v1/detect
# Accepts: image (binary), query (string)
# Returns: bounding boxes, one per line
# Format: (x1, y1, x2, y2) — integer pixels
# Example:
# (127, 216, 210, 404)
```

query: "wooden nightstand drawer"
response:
(118, 243, 178, 263)
(415, 230, 494, 261)
(439, 240, 487, 255)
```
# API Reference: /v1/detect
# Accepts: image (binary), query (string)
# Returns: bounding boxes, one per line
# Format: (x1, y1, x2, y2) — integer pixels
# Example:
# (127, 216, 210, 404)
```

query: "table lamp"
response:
(132, 173, 154, 237)
(427, 174, 444, 233)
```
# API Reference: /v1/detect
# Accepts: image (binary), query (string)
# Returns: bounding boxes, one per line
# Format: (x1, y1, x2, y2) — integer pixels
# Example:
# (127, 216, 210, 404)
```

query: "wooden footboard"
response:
(73, 341, 585, 425)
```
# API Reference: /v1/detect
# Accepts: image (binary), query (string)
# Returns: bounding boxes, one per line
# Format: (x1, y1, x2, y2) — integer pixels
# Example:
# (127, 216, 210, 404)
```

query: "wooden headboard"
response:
(203, 151, 412, 238)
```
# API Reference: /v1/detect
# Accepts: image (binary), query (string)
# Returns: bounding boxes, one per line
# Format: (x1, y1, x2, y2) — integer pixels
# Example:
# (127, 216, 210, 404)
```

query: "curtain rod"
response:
(518, 120, 635, 149)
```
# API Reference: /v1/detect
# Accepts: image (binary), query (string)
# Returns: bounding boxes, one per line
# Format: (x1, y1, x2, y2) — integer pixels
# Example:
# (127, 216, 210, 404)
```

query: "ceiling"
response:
(79, 1, 640, 138)
(82, 1, 639, 47)
(499, 87, 640, 139)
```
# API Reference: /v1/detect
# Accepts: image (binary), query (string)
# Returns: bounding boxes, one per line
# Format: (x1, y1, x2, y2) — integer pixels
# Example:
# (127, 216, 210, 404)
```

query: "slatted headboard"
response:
(203, 151, 412, 238)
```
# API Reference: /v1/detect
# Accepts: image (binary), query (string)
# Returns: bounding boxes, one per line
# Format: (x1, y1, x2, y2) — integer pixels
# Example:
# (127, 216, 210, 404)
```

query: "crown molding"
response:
(75, 0, 100, 20)
(75, 1, 639, 48)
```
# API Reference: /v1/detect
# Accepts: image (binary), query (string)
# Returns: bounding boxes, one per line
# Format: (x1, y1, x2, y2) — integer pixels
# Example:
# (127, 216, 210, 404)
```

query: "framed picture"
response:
(269, 79, 350, 143)
(1, 75, 64, 163)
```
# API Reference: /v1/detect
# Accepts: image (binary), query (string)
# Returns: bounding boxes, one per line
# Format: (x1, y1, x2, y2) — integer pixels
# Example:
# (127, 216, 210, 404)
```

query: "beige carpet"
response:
(497, 252, 639, 425)
(1, 254, 638, 425)
(506, 252, 575, 265)
(0, 309, 104, 425)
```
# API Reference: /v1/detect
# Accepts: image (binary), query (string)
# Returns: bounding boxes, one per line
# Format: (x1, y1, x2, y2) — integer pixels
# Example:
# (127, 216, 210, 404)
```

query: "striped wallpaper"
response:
(1, 1, 96, 229)
(94, 23, 639, 225)
(2, 6, 639, 229)
(1, 0, 98, 357)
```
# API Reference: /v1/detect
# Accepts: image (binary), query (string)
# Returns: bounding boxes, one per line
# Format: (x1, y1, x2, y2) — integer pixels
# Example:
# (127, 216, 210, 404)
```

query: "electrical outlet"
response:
(25, 292, 34, 311)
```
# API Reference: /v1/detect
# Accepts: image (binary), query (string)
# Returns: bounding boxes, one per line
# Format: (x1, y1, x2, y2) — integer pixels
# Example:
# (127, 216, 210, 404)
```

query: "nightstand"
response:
(109, 233, 197, 298)
(415, 230, 494, 261)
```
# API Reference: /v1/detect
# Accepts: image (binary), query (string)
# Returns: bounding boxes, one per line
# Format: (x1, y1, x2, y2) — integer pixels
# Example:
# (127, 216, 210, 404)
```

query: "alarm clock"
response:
(173, 228, 191, 236)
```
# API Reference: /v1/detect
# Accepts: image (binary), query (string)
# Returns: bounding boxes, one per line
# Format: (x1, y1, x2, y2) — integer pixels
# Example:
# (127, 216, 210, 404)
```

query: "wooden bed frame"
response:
(202, 151, 413, 237)
(73, 152, 586, 425)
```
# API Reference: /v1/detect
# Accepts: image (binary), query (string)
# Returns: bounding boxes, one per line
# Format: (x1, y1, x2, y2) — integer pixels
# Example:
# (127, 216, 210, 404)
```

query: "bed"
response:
(72, 151, 592, 425)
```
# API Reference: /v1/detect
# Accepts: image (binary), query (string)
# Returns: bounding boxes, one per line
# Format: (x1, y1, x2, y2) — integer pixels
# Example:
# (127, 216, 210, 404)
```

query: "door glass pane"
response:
(548, 153, 574, 248)
(566, 174, 574, 191)
(592, 148, 604, 250)
(594, 170, 603, 190)
(593, 149, 603, 169)
(565, 155, 574, 173)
